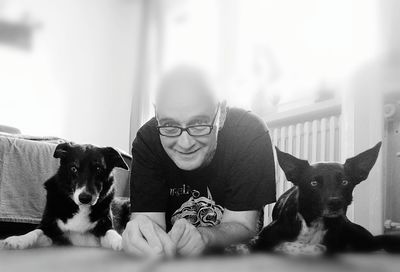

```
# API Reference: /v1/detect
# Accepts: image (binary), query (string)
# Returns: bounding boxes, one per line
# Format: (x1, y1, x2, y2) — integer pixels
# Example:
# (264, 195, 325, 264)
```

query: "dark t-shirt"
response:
(130, 107, 276, 230)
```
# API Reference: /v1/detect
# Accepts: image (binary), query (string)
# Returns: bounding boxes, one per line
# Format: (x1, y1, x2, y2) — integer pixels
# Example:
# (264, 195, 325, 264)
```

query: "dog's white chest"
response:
(295, 214, 326, 244)
(57, 206, 97, 233)
(273, 214, 327, 256)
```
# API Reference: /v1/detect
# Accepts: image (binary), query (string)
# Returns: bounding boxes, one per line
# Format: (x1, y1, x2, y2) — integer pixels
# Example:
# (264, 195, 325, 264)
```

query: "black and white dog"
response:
(240, 142, 400, 255)
(3, 142, 130, 250)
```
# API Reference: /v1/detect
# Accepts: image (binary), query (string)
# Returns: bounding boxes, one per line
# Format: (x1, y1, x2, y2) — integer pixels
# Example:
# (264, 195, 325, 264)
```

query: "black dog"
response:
(248, 142, 400, 255)
(4, 143, 129, 250)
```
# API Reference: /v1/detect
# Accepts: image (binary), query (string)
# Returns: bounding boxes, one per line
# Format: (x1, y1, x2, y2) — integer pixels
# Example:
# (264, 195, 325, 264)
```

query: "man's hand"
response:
(168, 219, 207, 257)
(122, 214, 176, 258)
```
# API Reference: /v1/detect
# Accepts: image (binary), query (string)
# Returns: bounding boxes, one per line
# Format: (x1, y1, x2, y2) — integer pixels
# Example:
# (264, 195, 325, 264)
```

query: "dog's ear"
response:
(344, 142, 382, 184)
(102, 147, 129, 170)
(275, 147, 310, 185)
(54, 142, 73, 159)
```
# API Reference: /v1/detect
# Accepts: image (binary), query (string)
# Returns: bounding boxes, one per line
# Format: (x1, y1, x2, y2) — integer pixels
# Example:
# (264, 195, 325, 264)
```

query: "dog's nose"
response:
(78, 192, 92, 204)
(327, 197, 343, 211)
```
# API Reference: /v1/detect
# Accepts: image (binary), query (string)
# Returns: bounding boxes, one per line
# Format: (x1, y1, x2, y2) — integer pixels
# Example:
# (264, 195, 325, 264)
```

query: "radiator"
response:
(264, 114, 342, 225)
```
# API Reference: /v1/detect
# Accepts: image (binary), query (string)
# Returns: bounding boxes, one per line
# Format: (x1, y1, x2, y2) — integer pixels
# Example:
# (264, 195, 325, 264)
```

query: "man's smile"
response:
(176, 148, 201, 156)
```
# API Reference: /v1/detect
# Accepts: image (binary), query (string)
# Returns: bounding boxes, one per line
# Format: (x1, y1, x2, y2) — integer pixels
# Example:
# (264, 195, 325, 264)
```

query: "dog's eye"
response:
(70, 166, 78, 173)
(95, 166, 102, 172)
(310, 181, 318, 187)
(342, 180, 349, 186)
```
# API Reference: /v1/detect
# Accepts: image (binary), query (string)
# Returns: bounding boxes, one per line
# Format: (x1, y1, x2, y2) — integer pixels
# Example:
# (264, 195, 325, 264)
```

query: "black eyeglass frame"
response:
(156, 104, 220, 137)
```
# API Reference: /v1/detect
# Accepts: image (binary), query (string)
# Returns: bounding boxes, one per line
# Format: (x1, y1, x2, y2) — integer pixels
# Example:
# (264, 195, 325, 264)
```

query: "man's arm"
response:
(168, 208, 260, 256)
(198, 209, 259, 248)
(125, 122, 175, 257)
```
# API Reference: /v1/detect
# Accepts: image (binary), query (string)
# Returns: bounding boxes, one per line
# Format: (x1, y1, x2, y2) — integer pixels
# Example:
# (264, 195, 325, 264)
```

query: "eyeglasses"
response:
(156, 104, 220, 137)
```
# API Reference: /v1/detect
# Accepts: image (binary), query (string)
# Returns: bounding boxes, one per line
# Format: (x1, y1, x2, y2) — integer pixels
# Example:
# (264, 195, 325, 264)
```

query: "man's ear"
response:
(275, 147, 310, 185)
(54, 142, 73, 159)
(344, 142, 382, 184)
(102, 147, 129, 170)
(217, 100, 228, 130)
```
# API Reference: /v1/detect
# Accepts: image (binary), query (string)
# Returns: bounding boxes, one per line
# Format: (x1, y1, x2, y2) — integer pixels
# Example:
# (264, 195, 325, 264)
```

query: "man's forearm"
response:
(197, 222, 256, 248)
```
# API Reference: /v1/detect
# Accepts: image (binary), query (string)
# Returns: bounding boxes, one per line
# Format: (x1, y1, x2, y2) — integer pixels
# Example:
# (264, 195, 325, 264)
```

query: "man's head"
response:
(154, 66, 227, 171)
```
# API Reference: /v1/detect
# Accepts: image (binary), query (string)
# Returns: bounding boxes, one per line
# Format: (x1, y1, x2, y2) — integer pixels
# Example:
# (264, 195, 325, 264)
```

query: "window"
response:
(159, 0, 380, 114)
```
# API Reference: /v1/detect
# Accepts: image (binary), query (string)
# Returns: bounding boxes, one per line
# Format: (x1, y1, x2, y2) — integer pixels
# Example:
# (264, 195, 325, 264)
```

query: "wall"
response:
(340, 0, 400, 234)
(0, 0, 142, 151)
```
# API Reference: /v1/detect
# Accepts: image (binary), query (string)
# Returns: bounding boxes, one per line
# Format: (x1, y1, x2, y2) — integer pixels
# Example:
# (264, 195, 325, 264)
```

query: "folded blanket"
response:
(0, 132, 66, 143)
(0, 135, 63, 224)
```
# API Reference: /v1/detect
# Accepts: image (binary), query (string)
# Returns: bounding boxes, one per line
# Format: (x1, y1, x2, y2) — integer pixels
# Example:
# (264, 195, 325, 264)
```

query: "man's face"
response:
(156, 85, 220, 171)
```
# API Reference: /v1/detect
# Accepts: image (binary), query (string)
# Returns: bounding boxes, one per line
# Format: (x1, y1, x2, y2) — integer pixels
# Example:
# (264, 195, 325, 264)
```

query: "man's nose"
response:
(177, 131, 196, 149)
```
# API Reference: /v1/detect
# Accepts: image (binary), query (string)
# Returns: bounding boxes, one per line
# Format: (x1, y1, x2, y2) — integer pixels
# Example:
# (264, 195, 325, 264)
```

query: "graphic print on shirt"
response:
(171, 187, 224, 227)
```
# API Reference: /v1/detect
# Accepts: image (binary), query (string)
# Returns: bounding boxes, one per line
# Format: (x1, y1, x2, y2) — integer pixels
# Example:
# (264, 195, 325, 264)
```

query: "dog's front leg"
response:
(92, 218, 122, 251)
(100, 229, 122, 251)
(254, 211, 302, 252)
(3, 229, 52, 250)
(253, 221, 289, 251)
(225, 222, 288, 255)
(340, 222, 380, 252)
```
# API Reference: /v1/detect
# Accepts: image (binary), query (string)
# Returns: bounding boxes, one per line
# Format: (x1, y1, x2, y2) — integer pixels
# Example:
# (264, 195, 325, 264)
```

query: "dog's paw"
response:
(101, 230, 122, 251)
(4, 235, 35, 250)
(303, 244, 326, 256)
(225, 243, 251, 255)
(274, 242, 326, 257)
(3, 237, 18, 250)
(3, 229, 50, 250)
(36, 234, 53, 247)
(3, 229, 45, 250)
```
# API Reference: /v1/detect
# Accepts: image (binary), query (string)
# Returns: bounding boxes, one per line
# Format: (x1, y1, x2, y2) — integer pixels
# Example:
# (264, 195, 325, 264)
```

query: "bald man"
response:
(122, 67, 276, 257)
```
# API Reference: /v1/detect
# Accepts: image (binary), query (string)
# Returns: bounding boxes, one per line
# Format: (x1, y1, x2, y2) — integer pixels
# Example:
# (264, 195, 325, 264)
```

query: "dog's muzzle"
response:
(78, 192, 93, 205)
(323, 197, 345, 217)
(73, 187, 98, 206)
